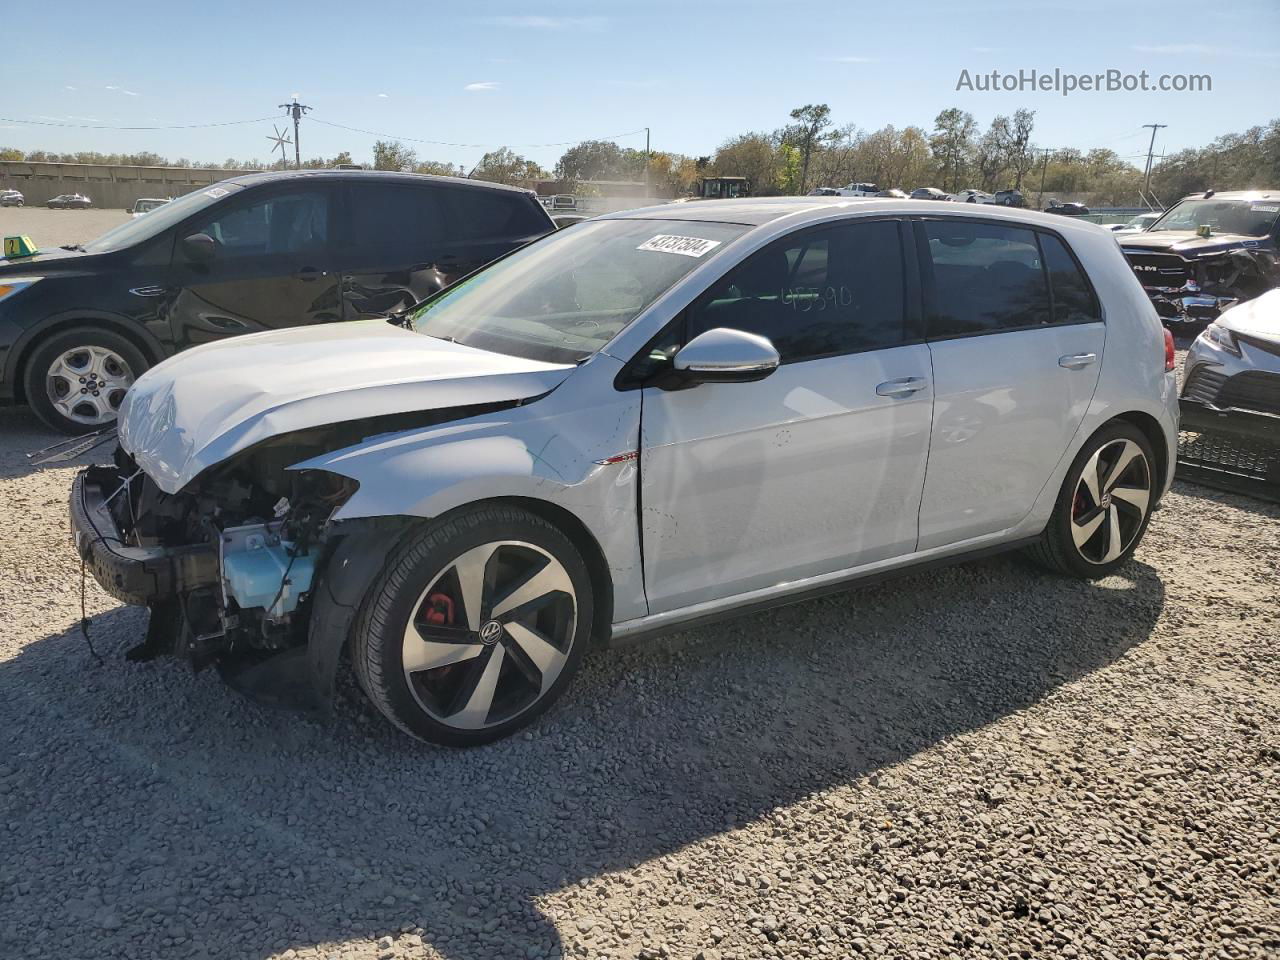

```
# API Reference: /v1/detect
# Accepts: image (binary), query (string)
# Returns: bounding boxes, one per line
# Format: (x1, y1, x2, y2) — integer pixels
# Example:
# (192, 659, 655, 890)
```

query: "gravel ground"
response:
(2, 368, 1278, 960)
(0, 207, 130, 249)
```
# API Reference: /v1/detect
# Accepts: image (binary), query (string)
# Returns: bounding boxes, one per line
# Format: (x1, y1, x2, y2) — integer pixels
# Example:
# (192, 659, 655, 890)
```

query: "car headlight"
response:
(1202, 322, 1241, 357)
(0, 277, 43, 303)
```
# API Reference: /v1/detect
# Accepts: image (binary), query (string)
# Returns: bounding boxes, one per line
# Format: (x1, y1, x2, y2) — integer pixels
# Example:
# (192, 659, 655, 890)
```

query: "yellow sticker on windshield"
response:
(637, 235, 722, 258)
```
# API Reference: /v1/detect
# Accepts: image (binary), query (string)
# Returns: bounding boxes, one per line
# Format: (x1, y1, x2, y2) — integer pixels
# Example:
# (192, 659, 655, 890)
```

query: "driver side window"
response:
(189, 190, 330, 259)
(684, 219, 908, 363)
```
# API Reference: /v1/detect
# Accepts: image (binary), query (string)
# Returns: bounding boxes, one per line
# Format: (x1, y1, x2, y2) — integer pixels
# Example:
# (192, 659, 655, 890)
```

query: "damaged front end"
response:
(72, 428, 364, 707)
(1124, 242, 1280, 328)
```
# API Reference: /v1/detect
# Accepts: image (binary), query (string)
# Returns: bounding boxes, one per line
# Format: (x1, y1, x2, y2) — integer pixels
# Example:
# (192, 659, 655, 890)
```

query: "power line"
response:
(0, 115, 279, 130)
(308, 116, 649, 150)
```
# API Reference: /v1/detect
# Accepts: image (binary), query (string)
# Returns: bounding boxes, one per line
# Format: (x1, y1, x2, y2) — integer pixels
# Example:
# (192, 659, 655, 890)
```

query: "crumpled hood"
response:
(1120, 231, 1264, 257)
(1217, 288, 1280, 341)
(118, 319, 574, 493)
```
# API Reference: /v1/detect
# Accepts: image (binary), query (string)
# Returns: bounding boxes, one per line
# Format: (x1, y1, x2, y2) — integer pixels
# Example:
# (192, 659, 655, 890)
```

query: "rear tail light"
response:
(1163, 328, 1176, 372)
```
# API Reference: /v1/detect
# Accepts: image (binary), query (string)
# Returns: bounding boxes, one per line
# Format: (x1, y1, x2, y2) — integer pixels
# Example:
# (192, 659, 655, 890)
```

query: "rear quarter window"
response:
(444, 189, 549, 241)
(1040, 233, 1101, 324)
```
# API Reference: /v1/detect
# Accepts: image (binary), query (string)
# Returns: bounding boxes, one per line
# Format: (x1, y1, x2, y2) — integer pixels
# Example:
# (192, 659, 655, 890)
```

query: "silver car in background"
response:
(1182, 288, 1280, 414)
(71, 198, 1179, 746)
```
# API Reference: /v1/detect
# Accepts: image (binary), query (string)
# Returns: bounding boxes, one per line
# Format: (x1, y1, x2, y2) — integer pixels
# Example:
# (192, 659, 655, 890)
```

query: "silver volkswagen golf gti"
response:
(72, 198, 1179, 745)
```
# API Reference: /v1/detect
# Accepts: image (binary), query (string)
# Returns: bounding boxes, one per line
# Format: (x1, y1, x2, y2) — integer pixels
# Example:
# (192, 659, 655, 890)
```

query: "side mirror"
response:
(671, 327, 780, 385)
(181, 233, 216, 263)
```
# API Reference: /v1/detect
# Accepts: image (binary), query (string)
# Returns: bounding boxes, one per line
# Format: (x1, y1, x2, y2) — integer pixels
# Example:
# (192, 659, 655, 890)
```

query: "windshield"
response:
(84, 183, 243, 253)
(409, 218, 749, 364)
(1148, 198, 1280, 238)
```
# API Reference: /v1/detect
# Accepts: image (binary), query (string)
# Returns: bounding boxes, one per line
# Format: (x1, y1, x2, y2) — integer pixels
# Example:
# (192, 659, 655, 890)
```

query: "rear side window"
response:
(1040, 233, 1101, 324)
(444, 189, 548, 241)
(921, 220, 1051, 337)
(686, 219, 908, 362)
(349, 184, 445, 259)
(190, 190, 330, 259)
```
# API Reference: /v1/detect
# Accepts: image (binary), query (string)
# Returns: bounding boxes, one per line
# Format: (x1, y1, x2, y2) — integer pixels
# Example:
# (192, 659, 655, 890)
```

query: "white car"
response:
(835, 182, 879, 197)
(954, 189, 994, 204)
(72, 198, 1179, 745)
(1110, 212, 1160, 234)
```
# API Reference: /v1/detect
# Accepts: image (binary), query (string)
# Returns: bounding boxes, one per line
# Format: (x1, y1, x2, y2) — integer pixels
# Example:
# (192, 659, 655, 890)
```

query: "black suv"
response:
(0, 170, 554, 431)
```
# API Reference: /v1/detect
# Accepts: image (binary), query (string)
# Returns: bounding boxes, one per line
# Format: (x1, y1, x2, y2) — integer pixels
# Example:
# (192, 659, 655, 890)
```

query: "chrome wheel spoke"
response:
(1101, 506, 1124, 563)
(450, 645, 506, 728)
(491, 558, 572, 619)
(503, 621, 568, 694)
(1080, 448, 1104, 507)
(1071, 509, 1106, 549)
(449, 543, 500, 630)
(45, 346, 134, 426)
(1111, 484, 1150, 516)
(1102, 440, 1142, 493)
(402, 630, 485, 673)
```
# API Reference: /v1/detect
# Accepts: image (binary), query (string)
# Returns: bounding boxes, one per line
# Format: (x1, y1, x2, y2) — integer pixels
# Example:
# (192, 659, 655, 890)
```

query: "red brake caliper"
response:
(422, 593, 456, 627)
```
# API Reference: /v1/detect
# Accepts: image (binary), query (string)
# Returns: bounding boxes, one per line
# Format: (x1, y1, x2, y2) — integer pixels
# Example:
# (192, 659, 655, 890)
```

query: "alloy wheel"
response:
(401, 540, 577, 731)
(1070, 439, 1152, 565)
(46, 345, 134, 427)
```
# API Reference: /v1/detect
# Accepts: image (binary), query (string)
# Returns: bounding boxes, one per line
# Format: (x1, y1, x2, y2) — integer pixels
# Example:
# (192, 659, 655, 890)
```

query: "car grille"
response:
(1122, 250, 1189, 288)
(1182, 365, 1227, 404)
(1217, 371, 1280, 416)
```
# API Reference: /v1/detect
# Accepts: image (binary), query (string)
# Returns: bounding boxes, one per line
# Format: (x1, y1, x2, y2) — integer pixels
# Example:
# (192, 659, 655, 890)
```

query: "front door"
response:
(639, 218, 935, 613)
(913, 218, 1106, 549)
(166, 184, 342, 348)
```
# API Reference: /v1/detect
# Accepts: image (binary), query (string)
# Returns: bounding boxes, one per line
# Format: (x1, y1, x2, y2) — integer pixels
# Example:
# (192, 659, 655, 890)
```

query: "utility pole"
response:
(1035, 148, 1053, 210)
(279, 97, 312, 169)
(644, 127, 650, 197)
(1141, 123, 1167, 200)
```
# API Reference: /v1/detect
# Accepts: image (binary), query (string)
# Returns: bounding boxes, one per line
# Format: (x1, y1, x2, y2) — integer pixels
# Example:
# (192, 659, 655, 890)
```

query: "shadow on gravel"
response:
(0, 555, 1164, 960)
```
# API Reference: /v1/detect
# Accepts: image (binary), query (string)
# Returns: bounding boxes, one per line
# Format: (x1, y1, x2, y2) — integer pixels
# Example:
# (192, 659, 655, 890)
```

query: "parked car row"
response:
(1, 189, 24, 207)
(46, 193, 93, 209)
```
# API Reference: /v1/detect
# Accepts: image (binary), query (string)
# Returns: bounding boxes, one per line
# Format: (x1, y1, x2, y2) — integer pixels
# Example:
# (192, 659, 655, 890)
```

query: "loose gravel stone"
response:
(0, 353, 1276, 960)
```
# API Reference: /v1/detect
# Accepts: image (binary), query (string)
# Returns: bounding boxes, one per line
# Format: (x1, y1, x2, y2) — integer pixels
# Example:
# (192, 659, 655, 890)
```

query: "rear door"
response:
(340, 180, 453, 318)
(437, 186, 553, 279)
(914, 218, 1106, 549)
(166, 183, 342, 347)
(639, 217, 935, 613)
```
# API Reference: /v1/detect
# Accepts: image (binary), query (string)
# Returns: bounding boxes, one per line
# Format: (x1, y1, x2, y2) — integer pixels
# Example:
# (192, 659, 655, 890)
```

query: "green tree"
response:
(929, 108, 977, 191)
(472, 147, 545, 185)
(785, 103, 833, 194)
(372, 140, 417, 172)
(554, 140, 628, 182)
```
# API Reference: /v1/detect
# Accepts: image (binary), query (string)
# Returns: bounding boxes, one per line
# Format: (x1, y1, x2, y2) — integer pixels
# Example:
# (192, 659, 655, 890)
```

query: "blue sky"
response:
(2, 0, 1277, 173)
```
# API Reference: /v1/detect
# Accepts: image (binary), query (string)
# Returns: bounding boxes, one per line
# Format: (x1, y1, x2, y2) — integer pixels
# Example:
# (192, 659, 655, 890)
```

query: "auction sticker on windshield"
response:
(637, 234, 723, 258)
(1251, 204, 1279, 213)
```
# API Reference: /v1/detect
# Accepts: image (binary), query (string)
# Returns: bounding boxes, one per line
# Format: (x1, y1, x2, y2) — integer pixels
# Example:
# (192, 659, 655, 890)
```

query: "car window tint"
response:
(192, 190, 329, 258)
(349, 184, 445, 259)
(445, 189, 547, 241)
(922, 220, 1051, 337)
(1040, 233, 1101, 324)
(687, 219, 907, 362)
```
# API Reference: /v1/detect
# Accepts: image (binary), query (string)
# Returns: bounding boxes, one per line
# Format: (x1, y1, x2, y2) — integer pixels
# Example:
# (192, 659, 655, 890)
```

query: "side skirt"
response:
(607, 534, 1041, 648)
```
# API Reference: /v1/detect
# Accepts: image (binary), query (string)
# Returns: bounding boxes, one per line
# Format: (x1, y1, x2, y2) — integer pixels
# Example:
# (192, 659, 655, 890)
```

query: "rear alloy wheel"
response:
(24, 328, 148, 434)
(353, 506, 593, 746)
(1027, 422, 1157, 578)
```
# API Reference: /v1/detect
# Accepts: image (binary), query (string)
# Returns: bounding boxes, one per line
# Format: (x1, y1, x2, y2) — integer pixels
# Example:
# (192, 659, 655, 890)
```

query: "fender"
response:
(291, 355, 649, 623)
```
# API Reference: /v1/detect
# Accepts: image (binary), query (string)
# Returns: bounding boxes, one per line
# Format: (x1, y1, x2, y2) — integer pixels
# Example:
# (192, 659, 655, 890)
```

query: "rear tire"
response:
(24, 327, 148, 434)
(1026, 421, 1157, 579)
(352, 505, 594, 746)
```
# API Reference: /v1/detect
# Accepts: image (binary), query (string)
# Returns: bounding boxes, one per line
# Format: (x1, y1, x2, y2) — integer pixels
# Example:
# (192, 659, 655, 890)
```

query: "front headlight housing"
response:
(1202, 322, 1241, 357)
(0, 277, 42, 303)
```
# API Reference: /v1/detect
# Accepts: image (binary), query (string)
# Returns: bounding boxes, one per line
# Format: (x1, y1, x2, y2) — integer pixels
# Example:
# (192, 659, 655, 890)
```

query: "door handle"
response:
(297, 267, 326, 282)
(1058, 353, 1097, 370)
(876, 376, 928, 398)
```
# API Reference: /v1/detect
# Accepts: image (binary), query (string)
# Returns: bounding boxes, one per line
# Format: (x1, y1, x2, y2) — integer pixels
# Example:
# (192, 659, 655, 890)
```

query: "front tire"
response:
(1027, 422, 1157, 578)
(24, 327, 147, 434)
(352, 505, 594, 746)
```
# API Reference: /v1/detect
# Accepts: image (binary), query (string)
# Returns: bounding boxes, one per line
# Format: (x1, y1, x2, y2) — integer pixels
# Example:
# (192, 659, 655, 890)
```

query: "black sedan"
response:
(47, 194, 93, 209)
(1045, 200, 1090, 216)
(910, 187, 951, 201)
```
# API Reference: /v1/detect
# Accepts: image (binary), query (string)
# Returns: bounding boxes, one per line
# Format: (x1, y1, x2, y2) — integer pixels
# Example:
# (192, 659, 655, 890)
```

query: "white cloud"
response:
(482, 15, 606, 30)
(464, 81, 500, 92)
(104, 84, 140, 95)
(121, 89, 139, 96)
(377, 92, 389, 98)
(822, 55, 878, 63)
(64, 85, 77, 91)
(104, 85, 118, 90)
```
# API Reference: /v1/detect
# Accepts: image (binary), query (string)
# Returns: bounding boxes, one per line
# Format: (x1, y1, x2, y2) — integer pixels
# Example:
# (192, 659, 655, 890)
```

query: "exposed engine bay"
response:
(1124, 244, 1280, 326)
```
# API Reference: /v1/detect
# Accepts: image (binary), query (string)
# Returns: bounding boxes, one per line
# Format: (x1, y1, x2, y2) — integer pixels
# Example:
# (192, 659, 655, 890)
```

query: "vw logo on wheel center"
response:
(479, 620, 504, 644)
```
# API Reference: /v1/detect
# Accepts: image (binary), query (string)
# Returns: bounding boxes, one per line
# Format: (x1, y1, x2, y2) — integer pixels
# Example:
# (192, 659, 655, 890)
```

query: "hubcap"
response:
(402, 541, 576, 730)
(46, 346, 134, 427)
(1071, 439, 1151, 565)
